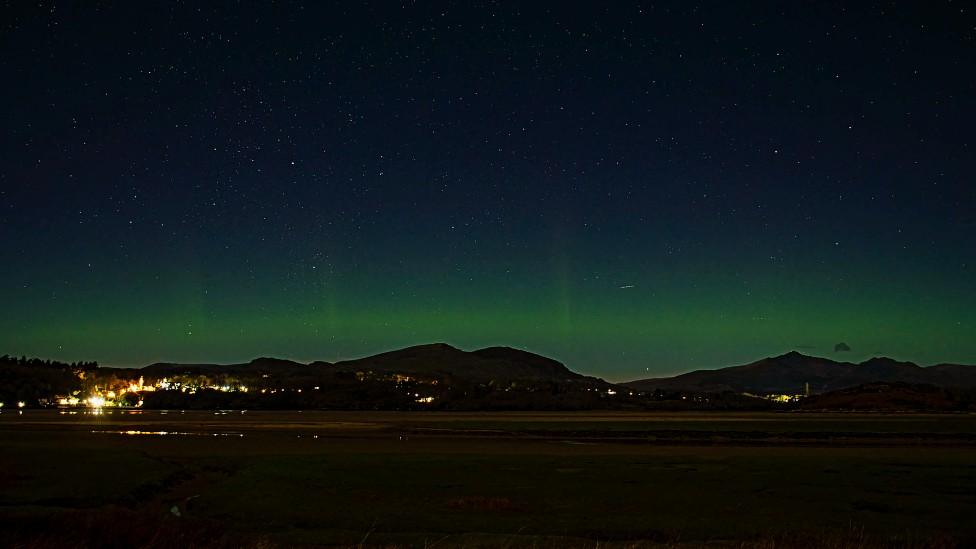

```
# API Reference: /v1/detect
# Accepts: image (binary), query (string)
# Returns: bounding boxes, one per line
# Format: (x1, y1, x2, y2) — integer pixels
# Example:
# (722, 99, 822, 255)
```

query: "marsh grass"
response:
(3, 412, 975, 548)
(1, 508, 964, 549)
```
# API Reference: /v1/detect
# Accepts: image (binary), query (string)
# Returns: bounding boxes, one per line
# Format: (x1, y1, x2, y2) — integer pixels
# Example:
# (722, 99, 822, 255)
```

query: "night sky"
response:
(2, 2, 974, 380)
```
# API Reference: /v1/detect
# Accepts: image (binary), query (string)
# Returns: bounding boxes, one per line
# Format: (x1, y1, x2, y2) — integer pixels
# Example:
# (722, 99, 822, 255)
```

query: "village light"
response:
(17, 401, 26, 408)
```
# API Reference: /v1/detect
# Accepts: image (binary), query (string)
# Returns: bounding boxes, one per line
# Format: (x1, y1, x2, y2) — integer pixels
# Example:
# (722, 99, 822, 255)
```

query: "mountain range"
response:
(7, 346, 976, 411)
(142, 343, 603, 385)
(622, 351, 976, 394)
(141, 345, 976, 395)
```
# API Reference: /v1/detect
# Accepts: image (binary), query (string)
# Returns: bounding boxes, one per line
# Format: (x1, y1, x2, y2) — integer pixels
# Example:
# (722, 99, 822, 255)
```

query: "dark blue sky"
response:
(1, 2, 974, 380)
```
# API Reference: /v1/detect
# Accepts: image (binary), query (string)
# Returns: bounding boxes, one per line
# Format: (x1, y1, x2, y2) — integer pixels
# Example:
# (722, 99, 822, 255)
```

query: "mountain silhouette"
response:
(327, 343, 582, 382)
(143, 357, 310, 375)
(142, 347, 976, 395)
(141, 343, 591, 384)
(623, 352, 976, 394)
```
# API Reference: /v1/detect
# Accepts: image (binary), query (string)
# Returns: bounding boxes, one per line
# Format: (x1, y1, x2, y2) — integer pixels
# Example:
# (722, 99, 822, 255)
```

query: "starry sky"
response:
(1, 2, 974, 380)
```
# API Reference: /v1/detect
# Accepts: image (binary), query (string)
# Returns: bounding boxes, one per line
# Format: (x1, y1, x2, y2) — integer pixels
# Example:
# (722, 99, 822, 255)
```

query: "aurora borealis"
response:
(1, 3, 973, 380)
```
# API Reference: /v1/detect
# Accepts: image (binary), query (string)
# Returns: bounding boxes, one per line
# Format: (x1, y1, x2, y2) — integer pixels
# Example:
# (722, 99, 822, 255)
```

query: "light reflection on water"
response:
(89, 430, 341, 440)
(51, 409, 242, 417)
(58, 409, 149, 416)
(8, 410, 381, 442)
(92, 430, 245, 437)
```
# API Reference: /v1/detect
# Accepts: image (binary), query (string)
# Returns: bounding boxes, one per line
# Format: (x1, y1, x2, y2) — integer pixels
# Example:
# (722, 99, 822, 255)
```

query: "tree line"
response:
(0, 355, 98, 371)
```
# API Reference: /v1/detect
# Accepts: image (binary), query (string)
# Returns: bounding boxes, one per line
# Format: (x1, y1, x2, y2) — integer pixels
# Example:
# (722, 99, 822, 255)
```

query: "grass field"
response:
(1, 410, 975, 547)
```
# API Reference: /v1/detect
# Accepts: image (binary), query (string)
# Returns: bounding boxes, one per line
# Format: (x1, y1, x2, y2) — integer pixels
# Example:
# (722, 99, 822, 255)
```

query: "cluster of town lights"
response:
(45, 376, 252, 409)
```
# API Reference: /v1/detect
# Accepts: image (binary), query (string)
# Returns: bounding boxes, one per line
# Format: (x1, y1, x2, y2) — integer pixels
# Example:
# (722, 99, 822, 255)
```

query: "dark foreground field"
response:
(2, 411, 975, 548)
